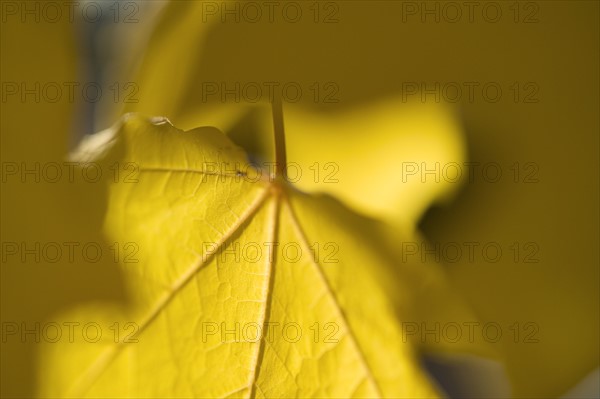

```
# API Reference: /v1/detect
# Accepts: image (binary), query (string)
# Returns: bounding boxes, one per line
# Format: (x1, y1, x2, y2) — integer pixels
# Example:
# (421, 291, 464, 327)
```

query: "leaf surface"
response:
(40, 115, 443, 398)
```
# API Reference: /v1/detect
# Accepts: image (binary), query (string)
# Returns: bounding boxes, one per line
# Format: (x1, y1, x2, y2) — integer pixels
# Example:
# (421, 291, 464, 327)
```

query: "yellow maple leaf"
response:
(37, 110, 457, 398)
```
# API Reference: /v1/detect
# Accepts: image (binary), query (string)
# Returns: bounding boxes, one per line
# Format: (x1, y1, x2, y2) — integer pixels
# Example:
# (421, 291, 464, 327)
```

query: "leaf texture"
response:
(39, 115, 442, 398)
